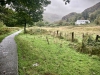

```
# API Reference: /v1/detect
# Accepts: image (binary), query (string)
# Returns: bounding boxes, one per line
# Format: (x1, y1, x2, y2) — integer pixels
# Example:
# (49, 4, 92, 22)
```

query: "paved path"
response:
(0, 30, 21, 75)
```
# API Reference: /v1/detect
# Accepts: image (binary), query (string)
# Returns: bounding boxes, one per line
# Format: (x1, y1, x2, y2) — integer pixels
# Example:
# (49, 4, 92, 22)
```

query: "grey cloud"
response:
(44, 0, 100, 16)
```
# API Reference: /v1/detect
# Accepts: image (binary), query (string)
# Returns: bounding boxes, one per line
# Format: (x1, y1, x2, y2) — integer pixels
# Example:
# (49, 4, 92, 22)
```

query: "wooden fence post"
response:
(72, 32, 74, 42)
(83, 33, 84, 38)
(60, 32, 62, 37)
(57, 30, 59, 36)
(46, 36, 49, 45)
(96, 35, 99, 42)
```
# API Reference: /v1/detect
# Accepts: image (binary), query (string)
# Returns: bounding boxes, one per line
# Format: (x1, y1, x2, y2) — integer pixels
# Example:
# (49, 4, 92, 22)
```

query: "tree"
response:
(95, 14, 100, 25)
(0, 0, 51, 33)
(90, 14, 96, 21)
(13, 0, 51, 33)
(0, 5, 17, 27)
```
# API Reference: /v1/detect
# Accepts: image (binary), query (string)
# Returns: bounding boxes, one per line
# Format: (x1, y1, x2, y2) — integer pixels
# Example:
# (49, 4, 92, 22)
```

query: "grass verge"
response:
(0, 27, 20, 42)
(15, 33, 100, 75)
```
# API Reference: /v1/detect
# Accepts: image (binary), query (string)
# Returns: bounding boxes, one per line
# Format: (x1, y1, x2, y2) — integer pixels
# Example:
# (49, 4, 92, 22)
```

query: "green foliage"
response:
(0, 21, 6, 28)
(95, 15, 100, 25)
(0, 27, 19, 35)
(0, 28, 11, 35)
(12, 0, 51, 22)
(90, 10, 100, 22)
(3, 9, 17, 27)
(53, 20, 70, 26)
(0, 0, 51, 33)
(0, 6, 17, 27)
(26, 28, 48, 35)
(45, 21, 49, 24)
(76, 34, 100, 56)
(62, 12, 81, 23)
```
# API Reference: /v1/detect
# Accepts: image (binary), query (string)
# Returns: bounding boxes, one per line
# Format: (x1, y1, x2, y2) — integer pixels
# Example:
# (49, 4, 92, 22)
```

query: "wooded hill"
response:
(62, 2, 100, 25)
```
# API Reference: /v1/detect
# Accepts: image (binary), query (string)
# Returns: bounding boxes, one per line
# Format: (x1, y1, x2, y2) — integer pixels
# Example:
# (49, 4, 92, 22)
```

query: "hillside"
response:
(62, 12, 81, 22)
(43, 13, 62, 23)
(82, 2, 100, 14)
(62, 2, 100, 23)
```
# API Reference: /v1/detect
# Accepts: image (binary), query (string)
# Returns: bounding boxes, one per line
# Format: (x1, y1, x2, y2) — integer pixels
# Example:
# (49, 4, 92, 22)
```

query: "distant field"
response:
(36, 25, 100, 43)
(41, 26, 100, 35)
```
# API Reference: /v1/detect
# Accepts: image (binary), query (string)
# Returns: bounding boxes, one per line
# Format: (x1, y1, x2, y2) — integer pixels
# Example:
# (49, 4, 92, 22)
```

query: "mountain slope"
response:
(62, 2, 100, 22)
(82, 2, 100, 14)
(62, 12, 81, 22)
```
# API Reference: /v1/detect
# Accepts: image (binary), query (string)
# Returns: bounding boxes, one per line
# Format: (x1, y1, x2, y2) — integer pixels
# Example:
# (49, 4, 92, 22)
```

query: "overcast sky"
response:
(44, 0, 100, 16)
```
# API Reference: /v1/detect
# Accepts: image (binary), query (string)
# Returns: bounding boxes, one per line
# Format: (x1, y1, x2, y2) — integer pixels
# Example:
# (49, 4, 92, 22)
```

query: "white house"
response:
(75, 20, 90, 25)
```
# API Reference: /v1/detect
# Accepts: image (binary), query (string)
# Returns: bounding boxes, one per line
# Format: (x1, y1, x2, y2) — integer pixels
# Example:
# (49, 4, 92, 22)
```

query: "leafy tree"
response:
(0, 6, 17, 27)
(90, 14, 96, 21)
(90, 10, 100, 22)
(4, 9, 17, 27)
(13, 0, 51, 33)
(95, 14, 100, 25)
(0, 6, 8, 21)
(0, 0, 51, 33)
(45, 21, 49, 24)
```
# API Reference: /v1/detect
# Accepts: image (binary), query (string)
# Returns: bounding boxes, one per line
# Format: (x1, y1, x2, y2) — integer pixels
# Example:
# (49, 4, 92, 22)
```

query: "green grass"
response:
(15, 33, 100, 75)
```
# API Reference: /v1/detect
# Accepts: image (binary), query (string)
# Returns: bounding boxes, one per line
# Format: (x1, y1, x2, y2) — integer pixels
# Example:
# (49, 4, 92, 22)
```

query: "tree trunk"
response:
(24, 20, 26, 33)
(72, 32, 74, 42)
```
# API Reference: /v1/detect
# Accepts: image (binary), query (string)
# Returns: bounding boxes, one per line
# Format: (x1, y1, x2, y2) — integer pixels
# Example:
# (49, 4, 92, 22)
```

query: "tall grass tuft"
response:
(26, 28, 48, 35)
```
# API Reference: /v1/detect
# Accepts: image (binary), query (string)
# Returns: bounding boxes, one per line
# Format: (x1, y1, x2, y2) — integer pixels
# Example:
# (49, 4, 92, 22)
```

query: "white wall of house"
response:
(75, 20, 90, 25)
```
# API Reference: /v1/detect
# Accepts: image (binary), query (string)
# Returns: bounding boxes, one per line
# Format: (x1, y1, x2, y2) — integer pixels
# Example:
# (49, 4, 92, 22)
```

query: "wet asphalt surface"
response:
(0, 30, 21, 75)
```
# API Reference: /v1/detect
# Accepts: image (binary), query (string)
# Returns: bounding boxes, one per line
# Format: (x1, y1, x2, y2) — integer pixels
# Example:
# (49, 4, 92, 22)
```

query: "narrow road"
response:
(0, 30, 21, 75)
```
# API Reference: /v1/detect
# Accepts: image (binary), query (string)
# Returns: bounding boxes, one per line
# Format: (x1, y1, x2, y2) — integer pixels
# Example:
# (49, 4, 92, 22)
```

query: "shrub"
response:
(76, 34, 100, 56)
(0, 21, 6, 28)
(36, 21, 45, 27)
(26, 28, 48, 35)
(0, 27, 20, 35)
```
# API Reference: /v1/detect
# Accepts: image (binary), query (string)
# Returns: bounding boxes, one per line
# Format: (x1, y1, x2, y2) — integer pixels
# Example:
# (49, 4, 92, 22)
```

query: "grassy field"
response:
(15, 26, 100, 75)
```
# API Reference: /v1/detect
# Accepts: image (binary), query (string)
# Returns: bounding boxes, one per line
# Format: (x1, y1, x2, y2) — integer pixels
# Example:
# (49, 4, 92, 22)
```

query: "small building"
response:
(75, 20, 90, 25)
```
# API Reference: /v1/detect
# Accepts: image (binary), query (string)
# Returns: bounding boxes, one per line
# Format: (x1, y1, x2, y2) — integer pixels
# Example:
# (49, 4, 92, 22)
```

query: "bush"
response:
(36, 21, 45, 27)
(0, 28, 10, 35)
(0, 21, 6, 28)
(95, 15, 100, 25)
(0, 27, 20, 35)
(26, 28, 48, 35)
(76, 34, 100, 56)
